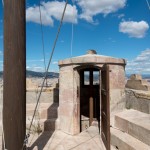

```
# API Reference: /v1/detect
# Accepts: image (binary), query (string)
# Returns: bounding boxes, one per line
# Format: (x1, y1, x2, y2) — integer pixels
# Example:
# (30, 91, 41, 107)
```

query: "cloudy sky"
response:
(0, 0, 150, 74)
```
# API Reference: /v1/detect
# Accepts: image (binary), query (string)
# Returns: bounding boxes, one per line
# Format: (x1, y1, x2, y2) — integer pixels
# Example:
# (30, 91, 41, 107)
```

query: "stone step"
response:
(44, 118, 59, 131)
(40, 103, 59, 119)
(26, 103, 59, 119)
(114, 109, 150, 146)
(26, 103, 51, 116)
(111, 127, 150, 150)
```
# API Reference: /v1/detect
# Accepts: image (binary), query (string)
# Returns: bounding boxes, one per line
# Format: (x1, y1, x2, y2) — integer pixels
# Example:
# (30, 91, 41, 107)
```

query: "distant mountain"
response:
(26, 70, 59, 78)
(126, 74, 150, 79)
(0, 71, 150, 80)
(0, 70, 59, 78)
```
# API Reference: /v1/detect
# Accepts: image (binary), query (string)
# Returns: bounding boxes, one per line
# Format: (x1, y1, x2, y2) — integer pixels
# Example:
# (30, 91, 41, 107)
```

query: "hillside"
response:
(0, 71, 150, 80)
(0, 70, 59, 78)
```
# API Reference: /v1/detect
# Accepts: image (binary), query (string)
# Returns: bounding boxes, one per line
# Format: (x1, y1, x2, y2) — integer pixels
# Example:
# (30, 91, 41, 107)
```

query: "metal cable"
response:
(23, 0, 68, 148)
(38, 0, 48, 86)
(70, 0, 75, 57)
(2, 0, 4, 6)
(146, 0, 150, 10)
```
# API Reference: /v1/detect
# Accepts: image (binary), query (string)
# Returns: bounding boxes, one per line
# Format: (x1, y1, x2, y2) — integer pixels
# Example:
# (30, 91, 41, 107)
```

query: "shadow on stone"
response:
(29, 88, 59, 150)
(28, 131, 54, 150)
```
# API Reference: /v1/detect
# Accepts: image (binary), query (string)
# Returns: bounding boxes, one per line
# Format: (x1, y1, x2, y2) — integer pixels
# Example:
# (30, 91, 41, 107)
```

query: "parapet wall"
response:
(125, 88, 150, 114)
(126, 74, 150, 91)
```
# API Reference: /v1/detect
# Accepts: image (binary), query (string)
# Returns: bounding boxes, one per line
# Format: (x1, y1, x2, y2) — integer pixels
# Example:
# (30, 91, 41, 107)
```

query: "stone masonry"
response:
(58, 50, 126, 135)
(126, 74, 150, 91)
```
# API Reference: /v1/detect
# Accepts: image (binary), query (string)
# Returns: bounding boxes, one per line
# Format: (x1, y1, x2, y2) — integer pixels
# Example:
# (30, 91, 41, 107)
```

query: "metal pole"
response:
(3, 0, 26, 149)
(89, 97, 93, 126)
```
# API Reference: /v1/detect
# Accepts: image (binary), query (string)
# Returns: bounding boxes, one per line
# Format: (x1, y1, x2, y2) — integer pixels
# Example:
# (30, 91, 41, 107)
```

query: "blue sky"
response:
(0, 0, 150, 74)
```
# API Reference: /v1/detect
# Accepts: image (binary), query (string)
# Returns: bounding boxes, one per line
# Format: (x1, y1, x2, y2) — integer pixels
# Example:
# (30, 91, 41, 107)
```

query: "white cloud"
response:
(26, 6, 53, 26)
(76, 0, 126, 23)
(126, 49, 150, 74)
(119, 21, 149, 38)
(118, 13, 125, 19)
(26, 66, 30, 69)
(26, 1, 78, 26)
(52, 61, 58, 65)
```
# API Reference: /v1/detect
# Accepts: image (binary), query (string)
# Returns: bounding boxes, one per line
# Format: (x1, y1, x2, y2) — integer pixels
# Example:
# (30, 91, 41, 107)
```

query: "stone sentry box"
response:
(58, 50, 126, 135)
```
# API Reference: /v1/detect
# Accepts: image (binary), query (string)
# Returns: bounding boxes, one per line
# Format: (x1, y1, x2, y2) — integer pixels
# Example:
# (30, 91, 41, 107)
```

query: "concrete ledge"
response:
(114, 109, 150, 146)
(111, 127, 150, 150)
(59, 54, 126, 66)
(126, 88, 150, 99)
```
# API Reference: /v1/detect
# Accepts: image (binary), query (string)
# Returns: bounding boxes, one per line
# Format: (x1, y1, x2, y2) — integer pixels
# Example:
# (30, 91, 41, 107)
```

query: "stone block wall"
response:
(58, 64, 126, 135)
(125, 88, 150, 114)
(109, 65, 126, 113)
(58, 65, 79, 135)
(26, 87, 59, 104)
(58, 52, 126, 135)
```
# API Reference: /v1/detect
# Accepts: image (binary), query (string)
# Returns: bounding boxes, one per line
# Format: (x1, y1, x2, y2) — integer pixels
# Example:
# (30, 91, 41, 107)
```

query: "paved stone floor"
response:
(27, 126, 106, 150)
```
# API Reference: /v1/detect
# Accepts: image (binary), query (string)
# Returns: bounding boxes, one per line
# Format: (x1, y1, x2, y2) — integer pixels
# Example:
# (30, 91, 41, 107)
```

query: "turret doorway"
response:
(80, 67, 100, 131)
(79, 65, 110, 150)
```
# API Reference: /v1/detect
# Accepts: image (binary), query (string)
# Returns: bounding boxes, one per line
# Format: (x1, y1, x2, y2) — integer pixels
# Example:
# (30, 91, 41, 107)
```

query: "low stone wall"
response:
(0, 87, 59, 135)
(125, 88, 150, 114)
(0, 87, 59, 104)
(26, 87, 59, 103)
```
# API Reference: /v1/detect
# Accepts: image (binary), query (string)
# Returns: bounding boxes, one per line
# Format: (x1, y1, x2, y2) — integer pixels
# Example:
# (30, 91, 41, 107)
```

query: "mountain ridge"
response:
(0, 71, 150, 79)
(0, 70, 59, 78)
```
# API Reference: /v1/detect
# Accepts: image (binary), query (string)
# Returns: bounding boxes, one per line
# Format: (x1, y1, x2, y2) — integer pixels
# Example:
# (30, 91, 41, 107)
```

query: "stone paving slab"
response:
(28, 126, 106, 150)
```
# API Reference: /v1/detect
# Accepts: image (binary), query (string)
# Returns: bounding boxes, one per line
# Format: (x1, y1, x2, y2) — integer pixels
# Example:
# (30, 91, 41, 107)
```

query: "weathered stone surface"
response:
(111, 127, 150, 150)
(28, 126, 106, 150)
(114, 109, 150, 145)
(130, 74, 142, 80)
(26, 78, 38, 90)
(109, 65, 126, 89)
(44, 118, 60, 131)
(126, 74, 150, 91)
(126, 80, 150, 91)
(125, 88, 150, 114)
(59, 54, 126, 66)
(58, 52, 126, 135)
(109, 88, 126, 127)
(40, 103, 59, 119)
(26, 87, 59, 103)
(26, 102, 59, 133)
(58, 102, 80, 135)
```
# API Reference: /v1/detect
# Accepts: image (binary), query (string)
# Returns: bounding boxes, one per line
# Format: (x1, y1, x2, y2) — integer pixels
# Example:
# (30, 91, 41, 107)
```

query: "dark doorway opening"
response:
(79, 68, 100, 132)
(79, 65, 110, 150)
